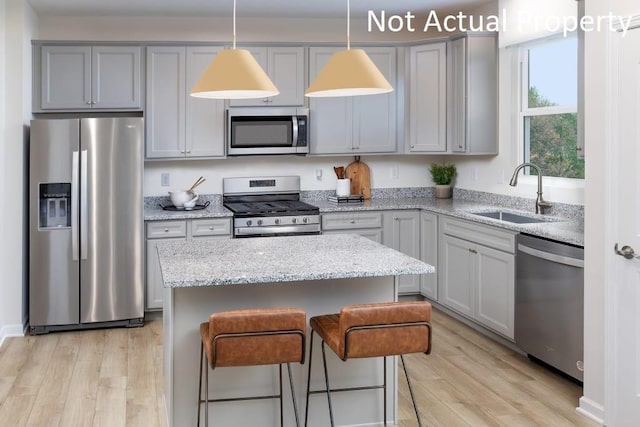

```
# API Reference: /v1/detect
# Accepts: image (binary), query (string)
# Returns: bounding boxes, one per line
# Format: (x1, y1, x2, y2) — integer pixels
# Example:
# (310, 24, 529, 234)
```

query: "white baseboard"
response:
(577, 396, 605, 425)
(0, 324, 25, 348)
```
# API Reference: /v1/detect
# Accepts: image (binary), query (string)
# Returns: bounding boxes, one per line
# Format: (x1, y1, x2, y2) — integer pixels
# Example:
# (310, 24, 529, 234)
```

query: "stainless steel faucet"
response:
(509, 163, 552, 214)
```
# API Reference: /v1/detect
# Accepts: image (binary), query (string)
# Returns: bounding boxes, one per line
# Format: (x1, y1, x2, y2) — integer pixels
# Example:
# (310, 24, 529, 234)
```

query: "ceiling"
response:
(27, 0, 491, 18)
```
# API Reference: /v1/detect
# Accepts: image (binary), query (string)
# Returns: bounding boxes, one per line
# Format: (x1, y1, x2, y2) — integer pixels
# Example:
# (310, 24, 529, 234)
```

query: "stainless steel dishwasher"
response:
(515, 234, 584, 381)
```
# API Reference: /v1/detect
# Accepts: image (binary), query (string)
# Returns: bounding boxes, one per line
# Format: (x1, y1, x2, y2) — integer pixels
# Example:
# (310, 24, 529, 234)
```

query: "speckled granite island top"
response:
(156, 234, 435, 288)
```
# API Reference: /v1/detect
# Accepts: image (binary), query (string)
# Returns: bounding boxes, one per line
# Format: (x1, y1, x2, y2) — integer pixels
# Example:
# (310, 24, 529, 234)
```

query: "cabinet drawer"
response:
(146, 221, 187, 239)
(440, 216, 516, 253)
(190, 218, 231, 237)
(322, 212, 383, 230)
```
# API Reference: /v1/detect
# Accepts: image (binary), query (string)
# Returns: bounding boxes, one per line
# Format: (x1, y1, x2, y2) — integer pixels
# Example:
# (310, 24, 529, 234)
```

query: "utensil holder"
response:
(336, 179, 351, 197)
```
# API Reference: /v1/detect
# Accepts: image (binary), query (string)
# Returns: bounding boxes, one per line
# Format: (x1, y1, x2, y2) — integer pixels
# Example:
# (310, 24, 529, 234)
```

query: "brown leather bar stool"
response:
(304, 301, 432, 427)
(198, 307, 306, 427)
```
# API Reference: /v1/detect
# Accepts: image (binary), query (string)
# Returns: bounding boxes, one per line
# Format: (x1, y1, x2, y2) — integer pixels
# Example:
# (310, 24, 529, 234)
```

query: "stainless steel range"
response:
(223, 176, 320, 238)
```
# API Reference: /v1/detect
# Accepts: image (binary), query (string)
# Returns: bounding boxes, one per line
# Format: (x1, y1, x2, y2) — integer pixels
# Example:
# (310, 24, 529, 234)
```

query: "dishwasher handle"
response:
(518, 243, 584, 268)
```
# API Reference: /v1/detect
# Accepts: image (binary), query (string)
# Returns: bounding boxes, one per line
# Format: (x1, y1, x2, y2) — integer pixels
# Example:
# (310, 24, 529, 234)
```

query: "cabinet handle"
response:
(394, 217, 399, 220)
(164, 228, 169, 232)
(209, 226, 214, 230)
(86, 101, 92, 105)
(576, 146, 583, 151)
(186, 150, 191, 154)
(350, 220, 356, 224)
(410, 145, 415, 149)
(468, 248, 477, 254)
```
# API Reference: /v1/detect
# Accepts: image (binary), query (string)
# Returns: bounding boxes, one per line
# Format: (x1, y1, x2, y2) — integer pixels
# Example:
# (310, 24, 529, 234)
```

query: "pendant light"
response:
(305, 0, 393, 97)
(190, 0, 279, 99)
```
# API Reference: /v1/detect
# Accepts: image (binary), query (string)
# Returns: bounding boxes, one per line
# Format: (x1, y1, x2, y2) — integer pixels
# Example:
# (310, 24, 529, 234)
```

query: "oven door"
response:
(234, 224, 321, 238)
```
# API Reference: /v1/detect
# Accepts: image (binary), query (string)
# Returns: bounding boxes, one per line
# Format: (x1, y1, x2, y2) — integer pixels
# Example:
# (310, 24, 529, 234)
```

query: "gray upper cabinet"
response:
(146, 46, 225, 159)
(309, 46, 397, 155)
(38, 45, 142, 111)
(447, 34, 498, 155)
(229, 46, 305, 107)
(406, 42, 447, 153)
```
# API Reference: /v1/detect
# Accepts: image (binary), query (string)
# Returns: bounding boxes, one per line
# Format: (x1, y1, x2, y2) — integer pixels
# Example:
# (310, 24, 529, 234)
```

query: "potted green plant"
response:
(429, 163, 456, 199)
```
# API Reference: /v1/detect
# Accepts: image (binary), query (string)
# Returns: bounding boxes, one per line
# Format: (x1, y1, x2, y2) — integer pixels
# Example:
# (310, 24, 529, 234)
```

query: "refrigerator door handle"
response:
(72, 151, 80, 261)
(80, 150, 88, 260)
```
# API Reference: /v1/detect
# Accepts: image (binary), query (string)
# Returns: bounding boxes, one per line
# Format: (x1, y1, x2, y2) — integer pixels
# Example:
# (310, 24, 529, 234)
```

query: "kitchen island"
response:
(157, 234, 434, 427)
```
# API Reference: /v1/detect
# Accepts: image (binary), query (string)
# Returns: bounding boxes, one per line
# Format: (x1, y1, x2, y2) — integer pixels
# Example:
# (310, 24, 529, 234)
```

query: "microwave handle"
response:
(292, 116, 299, 147)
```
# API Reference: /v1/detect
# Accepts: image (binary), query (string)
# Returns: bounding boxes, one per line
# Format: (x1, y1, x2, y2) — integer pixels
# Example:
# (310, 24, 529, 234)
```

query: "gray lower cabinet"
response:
(439, 216, 516, 339)
(146, 46, 226, 159)
(321, 211, 383, 243)
(383, 211, 421, 294)
(37, 45, 142, 111)
(419, 211, 438, 300)
(145, 218, 231, 310)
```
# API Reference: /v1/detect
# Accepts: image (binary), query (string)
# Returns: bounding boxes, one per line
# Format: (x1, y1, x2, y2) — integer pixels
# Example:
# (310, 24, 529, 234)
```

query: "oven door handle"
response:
(235, 224, 320, 236)
(517, 243, 584, 268)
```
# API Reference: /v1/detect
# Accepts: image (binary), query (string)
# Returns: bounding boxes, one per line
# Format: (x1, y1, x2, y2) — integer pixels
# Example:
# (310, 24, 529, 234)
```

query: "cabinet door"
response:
(385, 211, 420, 294)
(267, 47, 305, 106)
(439, 234, 474, 317)
(146, 46, 186, 159)
(475, 244, 515, 338)
(420, 212, 438, 300)
(92, 46, 142, 110)
(408, 43, 447, 152)
(146, 237, 186, 310)
(309, 47, 352, 154)
(40, 45, 92, 110)
(352, 47, 397, 153)
(186, 46, 226, 158)
(447, 38, 466, 152)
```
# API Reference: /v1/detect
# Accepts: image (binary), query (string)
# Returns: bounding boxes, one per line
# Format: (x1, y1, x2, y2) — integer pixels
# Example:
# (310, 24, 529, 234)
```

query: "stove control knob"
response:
(291, 218, 298, 224)
(246, 220, 252, 226)
(257, 219, 263, 226)
(302, 217, 308, 223)
(274, 219, 280, 225)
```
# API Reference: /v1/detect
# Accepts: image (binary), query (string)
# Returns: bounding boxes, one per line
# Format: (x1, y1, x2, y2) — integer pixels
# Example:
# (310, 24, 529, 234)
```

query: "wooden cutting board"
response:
(345, 157, 371, 199)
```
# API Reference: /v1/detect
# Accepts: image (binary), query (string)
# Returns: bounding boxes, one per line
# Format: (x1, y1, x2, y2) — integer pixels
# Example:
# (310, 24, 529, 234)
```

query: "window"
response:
(520, 35, 584, 179)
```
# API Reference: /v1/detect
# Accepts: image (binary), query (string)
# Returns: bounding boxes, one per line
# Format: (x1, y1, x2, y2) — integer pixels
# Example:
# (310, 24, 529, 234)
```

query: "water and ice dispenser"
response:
(39, 183, 71, 229)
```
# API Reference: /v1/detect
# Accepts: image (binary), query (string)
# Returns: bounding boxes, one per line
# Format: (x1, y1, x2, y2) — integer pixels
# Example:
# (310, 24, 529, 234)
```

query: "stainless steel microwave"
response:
(227, 107, 309, 156)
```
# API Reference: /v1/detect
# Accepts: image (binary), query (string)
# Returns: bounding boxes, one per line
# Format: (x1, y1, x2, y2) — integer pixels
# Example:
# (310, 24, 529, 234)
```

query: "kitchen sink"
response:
(469, 211, 550, 224)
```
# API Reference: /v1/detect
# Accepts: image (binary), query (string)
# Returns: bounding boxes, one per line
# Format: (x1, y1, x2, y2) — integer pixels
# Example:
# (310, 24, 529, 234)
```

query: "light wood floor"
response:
(0, 309, 597, 427)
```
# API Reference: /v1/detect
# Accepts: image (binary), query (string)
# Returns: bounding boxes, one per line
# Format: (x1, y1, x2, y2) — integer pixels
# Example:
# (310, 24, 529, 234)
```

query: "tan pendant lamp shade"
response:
(305, 49, 393, 97)
(305, 0, 393, 97)
(190, 49, 279, 99)
(190, 0, 279, 99)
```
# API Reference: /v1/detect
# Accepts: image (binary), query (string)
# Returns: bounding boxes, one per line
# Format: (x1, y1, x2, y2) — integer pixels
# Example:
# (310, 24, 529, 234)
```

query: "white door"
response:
(605, 18, 640, 426)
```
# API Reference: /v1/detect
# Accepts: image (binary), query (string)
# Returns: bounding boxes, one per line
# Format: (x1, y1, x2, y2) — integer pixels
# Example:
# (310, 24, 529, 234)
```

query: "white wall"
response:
(0, 0, 6, 342)
(145, 155, 433, 196)
(0, 0, 37, 343)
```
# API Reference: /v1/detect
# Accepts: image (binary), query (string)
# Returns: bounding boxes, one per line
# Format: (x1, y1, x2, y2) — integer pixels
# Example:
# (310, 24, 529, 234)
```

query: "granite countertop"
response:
(311, 197, 584, 246)
(144, 196, 232, 221)
(157, 234, 435, 288)
(143, 191, 584, 246)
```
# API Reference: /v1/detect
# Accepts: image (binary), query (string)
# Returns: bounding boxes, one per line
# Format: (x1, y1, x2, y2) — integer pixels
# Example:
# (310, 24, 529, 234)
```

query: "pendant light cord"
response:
(346, 0, 351, 50)
(232, 0, 237, 49)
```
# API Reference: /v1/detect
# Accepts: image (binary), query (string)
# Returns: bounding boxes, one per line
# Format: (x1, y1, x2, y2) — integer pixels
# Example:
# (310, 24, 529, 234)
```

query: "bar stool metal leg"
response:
(400, 355, 422, 427)
(383, 356, 387, 426)
(205, 349, 210, 427)
(287, 363, 301, 427)
(198, 342, 204, 427)
(320, 341, 335, 427)
(304, 329, 315, 427)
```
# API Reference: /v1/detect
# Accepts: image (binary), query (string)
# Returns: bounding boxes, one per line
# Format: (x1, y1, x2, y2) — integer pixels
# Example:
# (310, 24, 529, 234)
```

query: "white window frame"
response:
(517, 34, 582, 178)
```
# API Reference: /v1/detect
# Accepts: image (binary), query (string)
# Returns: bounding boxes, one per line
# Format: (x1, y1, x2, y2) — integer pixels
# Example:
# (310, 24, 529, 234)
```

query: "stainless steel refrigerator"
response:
(29, 117, 144, 334)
